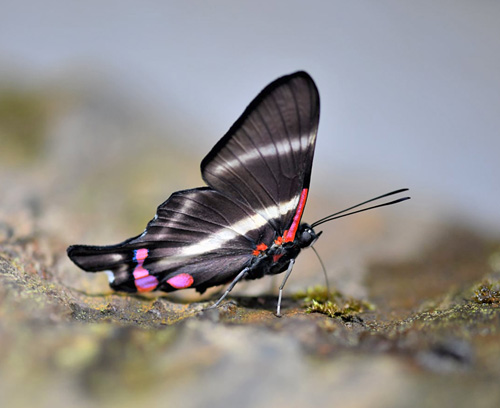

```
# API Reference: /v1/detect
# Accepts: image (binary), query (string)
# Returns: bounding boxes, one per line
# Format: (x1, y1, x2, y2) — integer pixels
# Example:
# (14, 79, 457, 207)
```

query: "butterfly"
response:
(67, 71, 409, 316)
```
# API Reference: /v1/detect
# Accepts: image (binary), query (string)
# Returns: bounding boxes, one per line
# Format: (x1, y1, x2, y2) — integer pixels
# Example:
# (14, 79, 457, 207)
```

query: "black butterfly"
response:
(67, 71, 409, 316)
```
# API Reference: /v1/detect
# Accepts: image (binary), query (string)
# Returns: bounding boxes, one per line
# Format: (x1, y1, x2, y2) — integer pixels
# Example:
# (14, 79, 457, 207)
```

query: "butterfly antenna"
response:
(311, 188, 410, 228)
(311, 245, 330, 301)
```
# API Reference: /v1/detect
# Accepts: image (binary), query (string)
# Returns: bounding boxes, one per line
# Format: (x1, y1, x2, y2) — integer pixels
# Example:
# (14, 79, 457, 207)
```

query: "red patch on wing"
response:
(256, 243, 268, 251)
(252, 243, 268, 256)
(284, 188, 308, 242)
(167, 273, 194, 289)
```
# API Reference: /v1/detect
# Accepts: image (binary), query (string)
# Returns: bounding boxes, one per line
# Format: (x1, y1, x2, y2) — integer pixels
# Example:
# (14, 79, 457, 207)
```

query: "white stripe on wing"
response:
(211, 135, 313, 177)
(177, 195, 299, 256)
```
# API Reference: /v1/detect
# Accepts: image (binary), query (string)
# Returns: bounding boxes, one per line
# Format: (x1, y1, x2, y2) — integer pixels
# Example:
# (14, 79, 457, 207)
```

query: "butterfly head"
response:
(296, 223, 322, 249)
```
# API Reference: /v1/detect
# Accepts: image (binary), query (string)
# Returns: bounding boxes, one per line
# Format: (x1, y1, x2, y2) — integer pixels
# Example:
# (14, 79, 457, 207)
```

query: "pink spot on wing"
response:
(133, 248, 154, 290)
(135, 275, 159, 292)
(133, 266, 149, 280)
(134, 248, 149, 262)
(167, 273, 194, 289)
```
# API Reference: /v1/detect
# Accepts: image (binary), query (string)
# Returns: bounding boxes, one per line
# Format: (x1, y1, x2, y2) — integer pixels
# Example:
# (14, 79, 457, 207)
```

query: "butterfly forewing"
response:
(201, 72, 320, 234)
(68, 188, 276, 293)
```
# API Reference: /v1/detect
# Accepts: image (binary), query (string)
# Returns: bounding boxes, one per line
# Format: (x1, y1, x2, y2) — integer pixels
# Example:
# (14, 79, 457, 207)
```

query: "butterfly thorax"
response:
(246, 223, 321, 280)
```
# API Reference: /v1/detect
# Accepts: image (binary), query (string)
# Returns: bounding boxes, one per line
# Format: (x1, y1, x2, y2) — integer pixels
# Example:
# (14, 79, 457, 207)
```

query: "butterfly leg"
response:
(206, 267, 250, 310)
(276, 259, 295, 317)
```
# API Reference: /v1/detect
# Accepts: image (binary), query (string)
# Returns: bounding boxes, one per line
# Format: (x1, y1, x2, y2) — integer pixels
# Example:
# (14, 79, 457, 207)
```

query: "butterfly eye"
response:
(297, 226, 321, 248)
(298, 229, 312, 247)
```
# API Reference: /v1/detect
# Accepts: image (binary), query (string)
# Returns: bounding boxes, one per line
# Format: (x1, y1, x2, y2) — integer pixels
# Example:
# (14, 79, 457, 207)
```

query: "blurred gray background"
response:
(1, 1, 499, 265)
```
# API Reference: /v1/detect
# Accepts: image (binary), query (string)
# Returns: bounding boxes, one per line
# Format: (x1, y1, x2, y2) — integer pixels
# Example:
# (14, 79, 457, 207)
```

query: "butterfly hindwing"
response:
(201, 71, 320, 235)
(67, 187, 276, 293)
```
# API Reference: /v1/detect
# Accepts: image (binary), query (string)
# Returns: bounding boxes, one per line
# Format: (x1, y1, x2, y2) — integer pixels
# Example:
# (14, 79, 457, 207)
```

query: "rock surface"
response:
(1, 224, 500, 408)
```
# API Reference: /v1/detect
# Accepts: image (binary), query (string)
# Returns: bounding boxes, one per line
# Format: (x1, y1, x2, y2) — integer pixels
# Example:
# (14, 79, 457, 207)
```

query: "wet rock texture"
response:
(1, 223, 500, 408)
